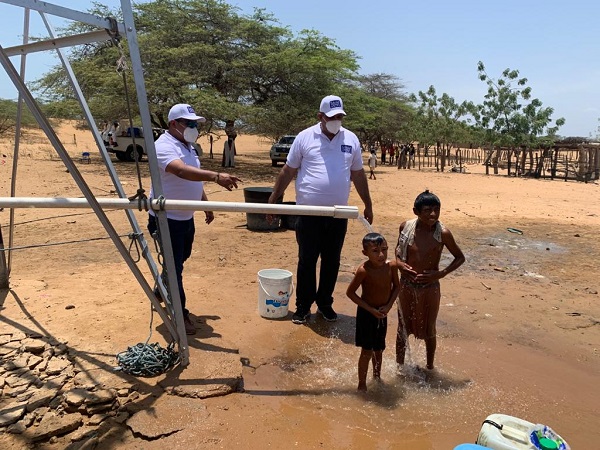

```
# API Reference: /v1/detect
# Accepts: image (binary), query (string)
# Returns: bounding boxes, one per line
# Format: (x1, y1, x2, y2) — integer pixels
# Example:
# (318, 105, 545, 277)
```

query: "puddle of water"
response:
(480, 235, 565, 254)
(523, 271, 545, 278)
(241, 321, 598, 448)
(245, 330, 477, 447)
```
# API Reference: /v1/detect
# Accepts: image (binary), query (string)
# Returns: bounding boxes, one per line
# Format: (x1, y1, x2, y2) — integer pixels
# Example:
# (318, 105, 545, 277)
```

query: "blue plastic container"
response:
(454, 445, 492, 450)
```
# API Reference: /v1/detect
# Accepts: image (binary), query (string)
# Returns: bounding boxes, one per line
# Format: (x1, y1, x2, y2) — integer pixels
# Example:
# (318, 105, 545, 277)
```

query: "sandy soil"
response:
(0, 122, 599, 449)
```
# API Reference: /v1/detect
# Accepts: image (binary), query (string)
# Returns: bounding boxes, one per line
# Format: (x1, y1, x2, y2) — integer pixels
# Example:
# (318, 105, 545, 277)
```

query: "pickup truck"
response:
(269, 135, 296, 167)
(107, 127, 164, 162)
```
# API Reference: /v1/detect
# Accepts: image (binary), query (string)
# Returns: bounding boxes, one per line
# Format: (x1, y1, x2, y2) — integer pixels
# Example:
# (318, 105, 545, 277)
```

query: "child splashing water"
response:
(346, 233, 401, 391)
(395, 190, 465, 374)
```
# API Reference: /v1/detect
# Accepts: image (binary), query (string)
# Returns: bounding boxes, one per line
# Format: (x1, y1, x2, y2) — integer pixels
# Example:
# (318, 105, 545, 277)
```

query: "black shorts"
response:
(355, 306, 387, 351)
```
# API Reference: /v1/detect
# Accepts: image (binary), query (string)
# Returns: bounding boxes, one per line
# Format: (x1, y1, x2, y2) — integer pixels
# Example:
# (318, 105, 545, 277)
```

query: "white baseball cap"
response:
(168, 103, 206, 122)
(319, 95, 346, 117)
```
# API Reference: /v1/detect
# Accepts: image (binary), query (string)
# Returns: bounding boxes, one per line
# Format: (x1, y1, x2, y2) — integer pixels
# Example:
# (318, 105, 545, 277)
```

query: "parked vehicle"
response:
(269, 135, 296, 167)
(106, 126, 164, 162)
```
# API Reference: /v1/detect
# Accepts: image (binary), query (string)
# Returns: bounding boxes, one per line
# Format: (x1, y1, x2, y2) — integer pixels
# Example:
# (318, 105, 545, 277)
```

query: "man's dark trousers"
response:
(148, 214, 195, 317)
(295, 215, 348, 313)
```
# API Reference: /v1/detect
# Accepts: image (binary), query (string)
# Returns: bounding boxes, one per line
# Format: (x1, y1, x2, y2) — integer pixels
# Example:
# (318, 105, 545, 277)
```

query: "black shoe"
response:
(183, 315, 196, 335)
(291, 310, 310, 324)
(317, 306, 338, 322)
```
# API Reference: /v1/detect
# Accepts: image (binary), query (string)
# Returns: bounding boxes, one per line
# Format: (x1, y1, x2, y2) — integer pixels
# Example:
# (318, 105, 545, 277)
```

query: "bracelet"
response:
(215, 173, 220, 183)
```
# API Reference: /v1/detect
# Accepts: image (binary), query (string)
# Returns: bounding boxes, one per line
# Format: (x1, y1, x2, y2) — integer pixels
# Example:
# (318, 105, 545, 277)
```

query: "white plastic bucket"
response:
(257, 269, 294, 319)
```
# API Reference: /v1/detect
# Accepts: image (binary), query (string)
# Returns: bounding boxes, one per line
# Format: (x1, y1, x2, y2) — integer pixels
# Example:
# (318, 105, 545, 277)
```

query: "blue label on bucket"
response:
(266, 298, 289, 307)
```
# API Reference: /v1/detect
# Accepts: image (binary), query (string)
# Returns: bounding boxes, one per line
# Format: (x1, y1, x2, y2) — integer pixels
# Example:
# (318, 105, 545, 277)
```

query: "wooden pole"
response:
(578, 147, 586, 181)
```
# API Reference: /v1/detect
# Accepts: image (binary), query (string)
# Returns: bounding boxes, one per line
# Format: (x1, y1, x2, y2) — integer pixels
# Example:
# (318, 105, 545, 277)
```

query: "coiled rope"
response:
(116, 341, 179, 377)
(115, 305, 180, 377)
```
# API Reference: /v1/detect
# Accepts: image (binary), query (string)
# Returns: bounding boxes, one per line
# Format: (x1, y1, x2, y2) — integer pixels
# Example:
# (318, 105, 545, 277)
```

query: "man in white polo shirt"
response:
(268, 95, 374, 324)
(149, 103, 241, 335)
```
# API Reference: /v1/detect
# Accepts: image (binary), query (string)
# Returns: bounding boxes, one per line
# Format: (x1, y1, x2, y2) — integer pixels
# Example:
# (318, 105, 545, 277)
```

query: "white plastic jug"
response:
(257, 269, 294, 319)
(477, 414, 536, 450)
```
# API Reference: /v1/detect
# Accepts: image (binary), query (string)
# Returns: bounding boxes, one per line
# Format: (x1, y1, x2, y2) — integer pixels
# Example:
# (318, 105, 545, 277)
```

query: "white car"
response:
(106, 126, 165, 161)
(269, 135, 296, 167)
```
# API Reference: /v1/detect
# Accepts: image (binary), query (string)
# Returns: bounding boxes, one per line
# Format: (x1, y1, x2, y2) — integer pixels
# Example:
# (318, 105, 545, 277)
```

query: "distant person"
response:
(148, 103, 241, 335)
(224, 119, 235, 139)
(408, 144, 416, 169)
(368, 149, 377, 180)
(100, 120, 110, 146)
(346, 233, 400, 391)
(268, 94, 374, 324)
(222, 133, 236, 167)
(108, 120, 121, 147)
(395, 190, 465, 371)
(399, 145, 408, 169)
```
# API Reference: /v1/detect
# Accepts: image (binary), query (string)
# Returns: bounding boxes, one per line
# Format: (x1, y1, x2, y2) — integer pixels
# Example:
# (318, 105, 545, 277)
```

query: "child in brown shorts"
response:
(395, 190, 465, 372)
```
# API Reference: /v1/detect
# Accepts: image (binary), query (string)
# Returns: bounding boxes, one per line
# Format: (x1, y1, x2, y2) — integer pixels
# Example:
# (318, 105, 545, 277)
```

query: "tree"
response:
(240, 28, 360, 140)
(472, 61, 565, 175)
(339, 74, 411, 148)
(410, 86, 473, 171)
(0, 99, 42, 137)
(29, 3, 130, 125)
(32, 0, 360, 140)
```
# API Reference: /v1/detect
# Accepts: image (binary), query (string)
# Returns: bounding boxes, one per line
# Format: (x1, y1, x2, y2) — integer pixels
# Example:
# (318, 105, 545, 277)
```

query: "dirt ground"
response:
(0, 122, 599, 449)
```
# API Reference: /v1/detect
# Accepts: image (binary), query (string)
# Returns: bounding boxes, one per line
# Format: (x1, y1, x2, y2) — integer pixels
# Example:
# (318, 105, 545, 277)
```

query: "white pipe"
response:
(0, 197, 359, 219)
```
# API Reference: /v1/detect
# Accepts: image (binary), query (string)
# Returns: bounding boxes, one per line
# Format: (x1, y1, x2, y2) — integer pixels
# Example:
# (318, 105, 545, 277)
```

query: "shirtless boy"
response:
(347, 233, 401, 391)
(395, 190, 465, 371)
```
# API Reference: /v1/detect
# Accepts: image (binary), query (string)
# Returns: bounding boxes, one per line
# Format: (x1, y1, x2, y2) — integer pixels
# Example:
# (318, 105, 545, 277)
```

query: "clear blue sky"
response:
(1, 0, 598, 137)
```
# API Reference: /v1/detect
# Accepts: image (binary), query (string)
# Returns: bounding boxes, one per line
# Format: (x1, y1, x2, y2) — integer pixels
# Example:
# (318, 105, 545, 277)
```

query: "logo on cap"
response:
(329, 100, 342, 108)
(187, 106, 195, 114)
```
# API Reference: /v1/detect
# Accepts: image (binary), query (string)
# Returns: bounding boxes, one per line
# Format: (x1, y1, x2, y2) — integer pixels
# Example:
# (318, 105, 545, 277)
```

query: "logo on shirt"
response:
(330, 100, 342, 108)
(340, 145, 352, 154)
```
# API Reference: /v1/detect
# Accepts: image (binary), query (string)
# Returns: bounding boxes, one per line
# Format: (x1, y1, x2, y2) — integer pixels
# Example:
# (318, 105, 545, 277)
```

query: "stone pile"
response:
(0, 330, 137, 447)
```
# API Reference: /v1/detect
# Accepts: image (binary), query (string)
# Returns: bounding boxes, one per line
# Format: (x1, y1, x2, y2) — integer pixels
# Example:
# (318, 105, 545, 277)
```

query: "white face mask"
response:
(325, 119, 342, 135)
(183, 127, 199, 143)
